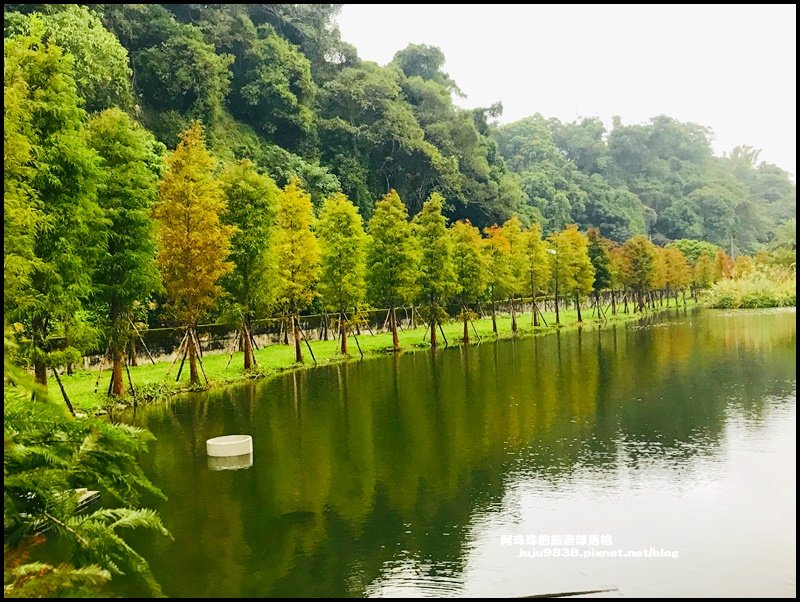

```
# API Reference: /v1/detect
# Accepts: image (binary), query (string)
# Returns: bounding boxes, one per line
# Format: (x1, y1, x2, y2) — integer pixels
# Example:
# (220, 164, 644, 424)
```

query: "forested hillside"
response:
(5, 4, 795, 251)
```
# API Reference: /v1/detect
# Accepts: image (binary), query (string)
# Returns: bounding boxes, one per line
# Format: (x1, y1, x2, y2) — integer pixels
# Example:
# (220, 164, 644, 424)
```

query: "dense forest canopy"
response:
(4, 3, 794, 252)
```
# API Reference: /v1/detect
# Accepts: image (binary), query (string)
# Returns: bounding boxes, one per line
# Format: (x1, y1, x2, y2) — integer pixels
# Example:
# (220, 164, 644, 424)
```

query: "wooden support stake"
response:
(533, 300, 548, 327)
(191, 329, 209, 385)
(362, 313, 375, 336)
(465, 305, 482, 343)
(166, 331, 189, 378)
(129, 319, 156, 365)
(344, 312, 365, 359)
(226, 329, 241, 368)
(175, 332, 190, 383)
(51, 367, 76, 416)
(438, 321, 449, 347)
(93, 344, 110, 395)
(297, 318, 317, 364)
(124, 357, 137, 407)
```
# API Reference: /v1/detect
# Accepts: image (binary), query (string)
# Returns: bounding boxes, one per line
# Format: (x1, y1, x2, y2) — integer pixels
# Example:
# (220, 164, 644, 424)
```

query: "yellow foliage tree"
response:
(154, 122, 234, 385)
(271, 177, 321, 363)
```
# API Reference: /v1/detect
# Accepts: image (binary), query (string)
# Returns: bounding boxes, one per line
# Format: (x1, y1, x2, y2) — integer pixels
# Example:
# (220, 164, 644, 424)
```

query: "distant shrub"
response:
(703, 267, 796, 309)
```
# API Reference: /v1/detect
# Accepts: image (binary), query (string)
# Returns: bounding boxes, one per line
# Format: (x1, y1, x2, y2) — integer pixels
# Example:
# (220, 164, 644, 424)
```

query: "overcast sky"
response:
(338, 4, 796, 176)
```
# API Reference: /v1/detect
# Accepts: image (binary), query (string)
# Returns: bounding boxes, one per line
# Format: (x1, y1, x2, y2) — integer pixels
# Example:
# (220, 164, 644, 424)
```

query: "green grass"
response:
(59, 301, 696, 414)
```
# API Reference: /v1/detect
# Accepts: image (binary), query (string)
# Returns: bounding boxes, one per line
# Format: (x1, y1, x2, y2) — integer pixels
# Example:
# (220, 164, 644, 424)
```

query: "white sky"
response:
(338, 4, 797, 177)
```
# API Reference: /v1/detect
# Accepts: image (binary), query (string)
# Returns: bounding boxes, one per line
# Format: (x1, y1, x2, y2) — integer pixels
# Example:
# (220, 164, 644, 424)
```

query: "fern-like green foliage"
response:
(4, 332, 170, 597)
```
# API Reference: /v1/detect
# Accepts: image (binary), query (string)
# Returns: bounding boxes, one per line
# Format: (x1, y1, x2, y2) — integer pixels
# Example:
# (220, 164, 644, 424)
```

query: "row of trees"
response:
(4, 24, 749, 400)
(140, 125, 739, 382)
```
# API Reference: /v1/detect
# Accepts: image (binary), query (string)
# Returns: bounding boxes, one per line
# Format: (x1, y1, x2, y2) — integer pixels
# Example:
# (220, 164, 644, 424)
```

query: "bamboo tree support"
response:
(296, 317, 317, 364)
(124, 357, 137, 407)
(343, 312, 365, 359)
(438, 320, 449, 347)
(248, 325, 260, 350)
(533, 300, 548, 327)
(190, 329, 209, 385)
(93, 344, 111, 395)
(194, 329, 205, 359)
(166, 331, 189, 378)
(247, 325, 259, 367)
(174, 333, 190, 383)
(383, 309, 392, 331)
(51, 367, 76, 416)
(321, 311, 329, 341)
(363, 313, 375, 336)
(226, 329, 242, 368)
(465, 306, 482, 343)
(128, 319, 156, 365)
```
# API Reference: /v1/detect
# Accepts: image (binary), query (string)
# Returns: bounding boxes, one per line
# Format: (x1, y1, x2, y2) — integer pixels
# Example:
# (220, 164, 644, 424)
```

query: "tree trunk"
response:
(293, 314, 303, 363)
(511, 297, 517, 333)
(430, 316, 438, 350)
(576, 294, 582, 323)
(611, 289, 617, 315)
(554, 294, 560, 325)
(283, 317, 290, 345)
(340, 312, 348, 355)
(111, 348, 125, 396)
(390, 308, 400, 351)
(491, 296, 498, 334)
(129, 336, 138, 366)
(188, 332, 199, 385)
(243, 323, 253, 370)
(463, 311, 470, 344)
(34, 357, 47, 388)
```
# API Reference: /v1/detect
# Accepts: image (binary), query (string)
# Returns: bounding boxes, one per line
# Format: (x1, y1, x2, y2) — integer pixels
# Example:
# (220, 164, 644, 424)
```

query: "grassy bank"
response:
(703, 270, 796, 309)
(59, 302, 695, 414)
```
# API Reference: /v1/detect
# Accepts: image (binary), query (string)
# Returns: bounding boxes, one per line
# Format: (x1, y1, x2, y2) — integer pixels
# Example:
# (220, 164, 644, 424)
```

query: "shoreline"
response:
(62, 302, 698, 415)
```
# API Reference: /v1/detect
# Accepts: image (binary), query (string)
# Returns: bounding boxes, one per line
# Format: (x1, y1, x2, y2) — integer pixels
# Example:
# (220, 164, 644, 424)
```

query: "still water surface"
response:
(123, 308, 796, 597)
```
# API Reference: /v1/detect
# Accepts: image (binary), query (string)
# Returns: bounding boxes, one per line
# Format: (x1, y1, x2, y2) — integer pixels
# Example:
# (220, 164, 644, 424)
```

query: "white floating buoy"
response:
(206, 434, 253, 457)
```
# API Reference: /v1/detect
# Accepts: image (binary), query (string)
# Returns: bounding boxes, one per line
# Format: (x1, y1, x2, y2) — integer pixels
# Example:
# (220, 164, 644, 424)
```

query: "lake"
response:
(122, 307, 796, 598)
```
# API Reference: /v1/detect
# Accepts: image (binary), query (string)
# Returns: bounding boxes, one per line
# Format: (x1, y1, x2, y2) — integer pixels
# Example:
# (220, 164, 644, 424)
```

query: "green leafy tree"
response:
(450, 220, 487, 343)
(86, 108, 162, 396)
(668, 239, 719, 265)
(693, 254, 714, 292)
(483, 225, 513, 333)
(219, 160, 279, 370)
(271, 177, 321, 363)
(135, 27, 233, 118)
(7, 6, 134, 112)
(413, 193, 457, 350)
(3, 37, 40, 315)
(587, 227, 613, 311)
(548, 225, 595, 322)
(365, 190, 418, 351)
(4, 23, 102, 388)
(154, 122, 234, 385)
(522, 223, 551, 326)
(500, 216, 528, 332)
(317, 193, 368, 355)
(619, 234, 656, 311)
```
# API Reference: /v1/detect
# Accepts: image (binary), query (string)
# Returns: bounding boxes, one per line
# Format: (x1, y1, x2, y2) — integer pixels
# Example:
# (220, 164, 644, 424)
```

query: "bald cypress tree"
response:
(154, 122, 234, 385)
